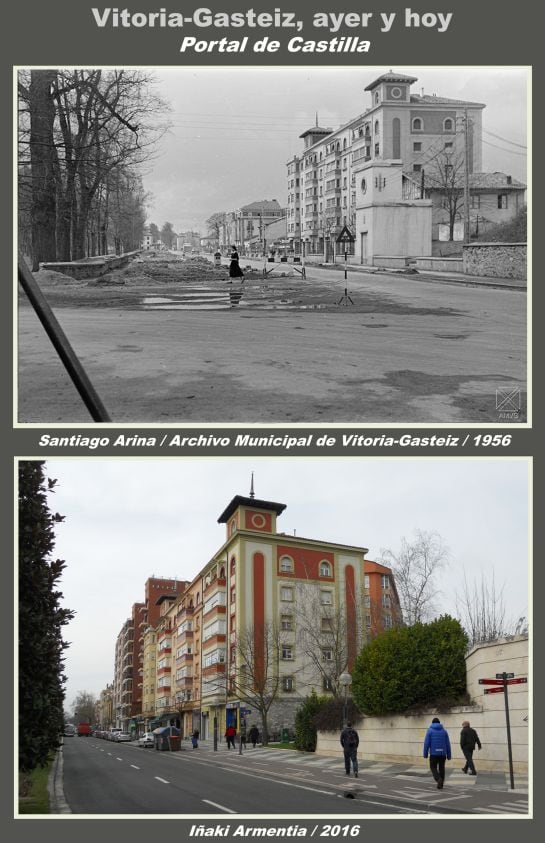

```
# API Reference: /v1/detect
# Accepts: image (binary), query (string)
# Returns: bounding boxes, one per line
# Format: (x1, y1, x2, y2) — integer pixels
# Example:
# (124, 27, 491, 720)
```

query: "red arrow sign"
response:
(484, 687, 505, 694)
(505, 677, 528, 685)
(479, 678, 507, 685)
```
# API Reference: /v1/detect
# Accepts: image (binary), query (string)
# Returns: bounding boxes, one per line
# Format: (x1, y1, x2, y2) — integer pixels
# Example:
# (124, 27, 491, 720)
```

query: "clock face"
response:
(361, 178, 367, 194)
(388, 85, 405, 100)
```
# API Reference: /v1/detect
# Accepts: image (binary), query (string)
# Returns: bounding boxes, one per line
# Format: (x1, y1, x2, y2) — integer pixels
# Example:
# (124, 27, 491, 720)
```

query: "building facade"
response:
(287, 70, 488, 261)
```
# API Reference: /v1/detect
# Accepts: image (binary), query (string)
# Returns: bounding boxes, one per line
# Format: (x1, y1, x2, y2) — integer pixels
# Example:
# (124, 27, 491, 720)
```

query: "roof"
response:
(365, 71, 418, 91)
(424, 171, 526, 190)
(410, 94, 485, 108)
(299, 126, 333, 140)
(155, 593, 179, 606)
(240, 199, 282, 213)
(218, 495, 286, 523)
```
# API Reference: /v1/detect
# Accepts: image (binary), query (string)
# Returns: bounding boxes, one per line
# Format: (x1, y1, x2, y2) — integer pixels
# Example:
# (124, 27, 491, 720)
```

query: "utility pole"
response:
(463, 109, 471, 245)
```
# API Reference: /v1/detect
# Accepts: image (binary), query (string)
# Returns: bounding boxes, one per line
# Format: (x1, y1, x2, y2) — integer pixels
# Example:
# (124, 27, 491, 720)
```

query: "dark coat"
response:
(460, 726, 481, 751)
(340, 726, 359, 751)
(229, 250, 244, 278)
(423, 722, 452, 759)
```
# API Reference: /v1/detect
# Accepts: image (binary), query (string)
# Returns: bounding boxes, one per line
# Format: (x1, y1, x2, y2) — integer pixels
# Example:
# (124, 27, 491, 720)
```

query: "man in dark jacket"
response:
(423, 717, 452, 789)
(340, 722, 359, 777)
(460, 720, 482, 775)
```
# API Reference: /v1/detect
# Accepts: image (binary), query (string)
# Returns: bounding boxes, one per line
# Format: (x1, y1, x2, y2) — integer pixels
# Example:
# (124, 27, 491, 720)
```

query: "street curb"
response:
(47, 745, 72, 814)
(352, 786, 477, 814)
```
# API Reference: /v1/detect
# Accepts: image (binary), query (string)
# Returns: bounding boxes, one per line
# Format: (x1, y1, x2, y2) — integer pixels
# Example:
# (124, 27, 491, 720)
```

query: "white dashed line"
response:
(202, 799, 237, 813)
(155, 777, 170, 784)
(130, 765, 140, 770)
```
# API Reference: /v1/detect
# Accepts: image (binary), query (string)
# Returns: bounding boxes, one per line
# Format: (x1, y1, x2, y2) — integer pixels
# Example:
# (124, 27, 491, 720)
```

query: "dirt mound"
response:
(33, 268, 87, 287)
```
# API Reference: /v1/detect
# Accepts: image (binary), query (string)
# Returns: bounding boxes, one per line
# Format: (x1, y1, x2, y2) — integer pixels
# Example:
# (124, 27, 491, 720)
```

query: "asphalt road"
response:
(17, 263, 526, 424)
(60, 737, 421, 815)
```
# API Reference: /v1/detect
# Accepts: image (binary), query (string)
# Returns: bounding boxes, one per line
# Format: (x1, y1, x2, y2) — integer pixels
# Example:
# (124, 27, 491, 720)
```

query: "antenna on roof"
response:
(250, 472, 255, 499)
(315, 111, 318, 127)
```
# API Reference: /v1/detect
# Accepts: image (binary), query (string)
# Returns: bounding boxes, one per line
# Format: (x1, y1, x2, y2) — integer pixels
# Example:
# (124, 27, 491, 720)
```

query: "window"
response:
(365, 614, 371, 628)
(471, 195, 481, 209)
(444, 141, 453, 150)
(498, 194, 508, 209)
(382, 594, 391, 608)
(413, 142, 422, 152)
(364, 595, 371, 608)
(321, 617, 333, 632)
(320, 561, 332, 577)
(374, 120, 380, 136)
(412, 117, 423, 131)
(383, 614, 393, 629)
(413, 164, 422, 172)
(281, 645, 293, 660)
(280, 555, 294, 573)
(374, 143, 380, 157)
(321, 648, 333, 662)
(381, 574, 390, 589)
(323, 676, 334, 692)
(443, 118, 454, 132)
(281, 586, 293, 602)
(281, 614, 293, 631)
(320, 590, 332, 605)
(364, 574, 370, 589)
(282, 676, 294, 692)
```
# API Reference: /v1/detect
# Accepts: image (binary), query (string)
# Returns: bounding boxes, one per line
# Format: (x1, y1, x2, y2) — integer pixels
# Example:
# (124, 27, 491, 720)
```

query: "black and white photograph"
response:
(17, 66, 528, 426)
(17, 458, 530, 817)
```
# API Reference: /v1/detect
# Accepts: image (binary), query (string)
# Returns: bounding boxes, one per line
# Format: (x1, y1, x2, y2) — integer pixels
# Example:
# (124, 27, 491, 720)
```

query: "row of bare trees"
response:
(18, 69, 170, 270)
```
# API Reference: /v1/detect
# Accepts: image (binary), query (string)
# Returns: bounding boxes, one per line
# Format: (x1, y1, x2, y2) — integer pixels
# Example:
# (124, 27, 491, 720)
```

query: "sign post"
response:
(336, 226, 355, 306)
(479, 673, 527, 789)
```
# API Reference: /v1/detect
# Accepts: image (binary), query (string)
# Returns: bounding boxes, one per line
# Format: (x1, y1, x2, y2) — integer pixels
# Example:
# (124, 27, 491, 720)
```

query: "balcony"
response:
(157, 666, 171, 676)
(176, 605, 195, 620)
(177, 629, 194, 641)
(176, 652, 194, 664)
(203, 603, 226, 622)
(176, 676, 194, 688)
(203, 577, 227, 598)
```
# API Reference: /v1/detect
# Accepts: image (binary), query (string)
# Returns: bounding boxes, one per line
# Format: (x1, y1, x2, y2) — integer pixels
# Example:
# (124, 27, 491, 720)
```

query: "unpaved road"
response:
(17, 263, 526, 424)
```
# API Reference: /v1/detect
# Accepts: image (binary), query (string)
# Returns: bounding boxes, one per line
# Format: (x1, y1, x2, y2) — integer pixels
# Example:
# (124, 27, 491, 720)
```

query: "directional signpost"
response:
(479, 672, 528, 789)
(336, 226, 355, 306)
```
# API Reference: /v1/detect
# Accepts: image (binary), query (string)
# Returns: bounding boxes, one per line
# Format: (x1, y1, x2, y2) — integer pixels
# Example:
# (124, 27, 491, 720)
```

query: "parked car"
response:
(114, 732, 133, 742)
(63, 724, 76, 737)
(137, 732, 155, 748)
(108, 729, 122, 741)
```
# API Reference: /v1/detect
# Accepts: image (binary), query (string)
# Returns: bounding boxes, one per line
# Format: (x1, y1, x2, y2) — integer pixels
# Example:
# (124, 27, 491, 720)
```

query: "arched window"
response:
(374, 120, 380, 136)
(374, 92, 379, 105)
(320, 560, 332, 577)
(443, 117, 454, 132)
(343, 138, 347, 149)
(280, 555, 294, 573)
(412, 117, 423, 131)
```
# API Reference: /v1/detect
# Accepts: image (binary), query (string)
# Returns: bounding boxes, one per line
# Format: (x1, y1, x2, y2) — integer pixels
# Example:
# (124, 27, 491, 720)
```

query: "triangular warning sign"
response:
(336, 226, 355, 244)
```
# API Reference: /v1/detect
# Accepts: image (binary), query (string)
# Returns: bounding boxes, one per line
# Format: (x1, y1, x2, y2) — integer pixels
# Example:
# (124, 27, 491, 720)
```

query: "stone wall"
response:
(40, 251, 140, 280)
(462, 242, 526, 279)
(316, 635, 529, 773)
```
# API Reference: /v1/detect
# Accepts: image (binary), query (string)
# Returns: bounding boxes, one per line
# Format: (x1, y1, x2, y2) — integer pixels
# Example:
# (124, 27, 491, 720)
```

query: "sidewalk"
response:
(174, 740, 529, 815)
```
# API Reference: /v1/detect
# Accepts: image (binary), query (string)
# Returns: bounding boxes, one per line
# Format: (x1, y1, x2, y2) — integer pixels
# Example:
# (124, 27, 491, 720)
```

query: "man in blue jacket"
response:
(423, 717, 452, 789)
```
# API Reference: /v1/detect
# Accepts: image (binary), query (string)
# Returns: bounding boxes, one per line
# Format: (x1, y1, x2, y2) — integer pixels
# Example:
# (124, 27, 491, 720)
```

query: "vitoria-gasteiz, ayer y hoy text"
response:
(90, 8, 454, 34)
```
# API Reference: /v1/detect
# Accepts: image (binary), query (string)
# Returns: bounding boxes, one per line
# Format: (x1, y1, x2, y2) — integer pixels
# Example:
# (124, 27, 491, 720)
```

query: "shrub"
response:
(294, 691, 326, 751)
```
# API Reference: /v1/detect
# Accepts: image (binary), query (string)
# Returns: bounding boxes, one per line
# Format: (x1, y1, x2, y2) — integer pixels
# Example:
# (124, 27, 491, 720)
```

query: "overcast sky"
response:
(40, 458, 530, 711)
(141, 66, 529, 232)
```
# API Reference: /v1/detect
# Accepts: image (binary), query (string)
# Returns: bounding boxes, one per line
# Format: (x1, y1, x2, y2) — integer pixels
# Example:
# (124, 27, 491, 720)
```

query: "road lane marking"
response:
(202, 799, 237, 813)
(155, 777, 170, 784)
(116, 757, 123, 761)
(131, 765, 140, 770)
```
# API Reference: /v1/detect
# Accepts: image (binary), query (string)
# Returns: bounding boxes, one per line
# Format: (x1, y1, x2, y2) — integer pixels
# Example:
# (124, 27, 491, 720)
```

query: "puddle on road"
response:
(140, 294, 326, 312)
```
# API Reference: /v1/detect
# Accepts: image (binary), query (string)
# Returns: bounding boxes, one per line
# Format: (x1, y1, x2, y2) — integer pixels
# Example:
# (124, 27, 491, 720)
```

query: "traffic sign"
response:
(479, 678, 507, 685)
(484, 687, 505, 695)
(496, 673, 514, 679)
(336, 225, 355, 244)
(505, 677, 527, 685)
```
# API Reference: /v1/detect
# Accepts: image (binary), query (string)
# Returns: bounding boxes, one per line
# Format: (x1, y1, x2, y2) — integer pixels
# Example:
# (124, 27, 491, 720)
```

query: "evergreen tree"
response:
(19, 462, 74, 772)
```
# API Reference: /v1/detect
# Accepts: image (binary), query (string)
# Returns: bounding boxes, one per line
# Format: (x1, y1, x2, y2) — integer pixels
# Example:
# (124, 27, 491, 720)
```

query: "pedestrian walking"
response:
(191, 729, 199, 749)
(248, 725, 259, 748)
(229, 246, 244, 279)
(423, 717, 451, 789)
(340, 722, 359, 777)
(460, 720, 481, 775)
(225, 724, 237, 749)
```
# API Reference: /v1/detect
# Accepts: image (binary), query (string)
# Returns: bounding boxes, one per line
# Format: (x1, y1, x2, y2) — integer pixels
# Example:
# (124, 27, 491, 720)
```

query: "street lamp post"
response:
(339, 671, 352, 727)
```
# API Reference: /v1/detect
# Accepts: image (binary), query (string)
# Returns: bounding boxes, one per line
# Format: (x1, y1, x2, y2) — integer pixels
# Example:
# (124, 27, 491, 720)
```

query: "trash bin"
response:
(214, 251, 221, 266)
(168, 735, 181, 752)
(281, 728, 290, 742)
(153, 726, 180, 750)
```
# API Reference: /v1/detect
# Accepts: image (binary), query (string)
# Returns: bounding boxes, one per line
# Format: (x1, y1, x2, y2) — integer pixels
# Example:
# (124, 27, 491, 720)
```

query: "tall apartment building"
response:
(113, 576, 187, 730)
(287, 70, 485, 260)
(142, 491, 401, 741)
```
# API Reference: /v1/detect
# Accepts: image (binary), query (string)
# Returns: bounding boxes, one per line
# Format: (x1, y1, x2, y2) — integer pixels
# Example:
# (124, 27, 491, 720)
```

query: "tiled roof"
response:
(365, 71, 418, 90)
(424, 171, 526, 190)
(411, 94, 485, 107)
(240, 199, 282, 212)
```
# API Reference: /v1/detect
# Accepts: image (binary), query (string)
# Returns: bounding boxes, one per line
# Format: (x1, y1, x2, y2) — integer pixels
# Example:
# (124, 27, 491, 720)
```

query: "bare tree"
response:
(379, 530, 448, 626)
(455, 570, 527, 647)
(425, 150, 466, 241)
(295, 582, 364, 696)
(71, 690, 97, 725)
(227, 622, 286, 746)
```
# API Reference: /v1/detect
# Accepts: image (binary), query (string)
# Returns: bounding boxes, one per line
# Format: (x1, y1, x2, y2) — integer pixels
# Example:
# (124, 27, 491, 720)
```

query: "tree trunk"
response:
(29, 70, 58, 270)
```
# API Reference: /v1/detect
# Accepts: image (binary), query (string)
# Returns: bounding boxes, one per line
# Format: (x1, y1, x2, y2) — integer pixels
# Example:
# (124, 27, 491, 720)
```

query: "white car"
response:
(137, 732, 155, 748)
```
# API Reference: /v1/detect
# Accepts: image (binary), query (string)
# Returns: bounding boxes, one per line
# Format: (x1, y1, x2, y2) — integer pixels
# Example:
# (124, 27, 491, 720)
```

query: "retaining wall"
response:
(462, 243, 526, 279)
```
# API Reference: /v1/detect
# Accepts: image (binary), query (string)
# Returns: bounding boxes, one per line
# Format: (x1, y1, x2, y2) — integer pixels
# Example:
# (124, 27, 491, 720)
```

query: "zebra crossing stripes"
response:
(479, 802, 529, 814)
